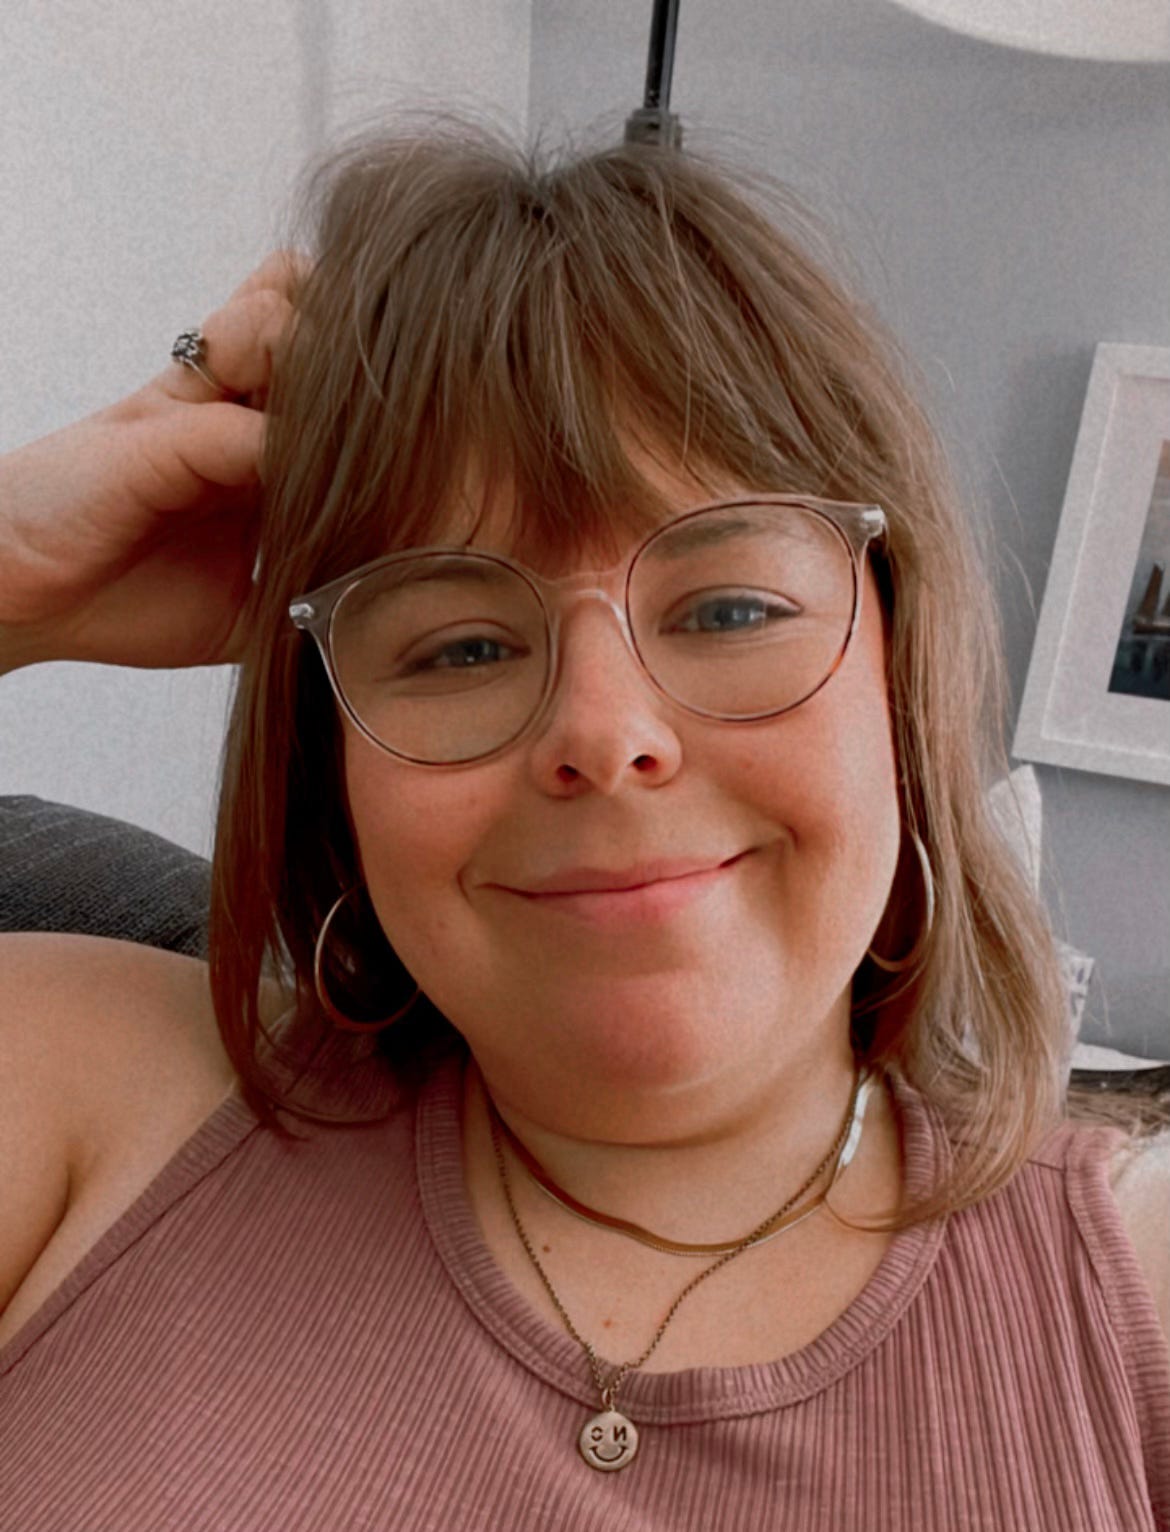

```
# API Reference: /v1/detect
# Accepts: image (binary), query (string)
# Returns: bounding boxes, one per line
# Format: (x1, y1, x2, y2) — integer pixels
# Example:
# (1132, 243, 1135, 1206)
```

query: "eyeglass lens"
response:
(329, 502, 855, 763)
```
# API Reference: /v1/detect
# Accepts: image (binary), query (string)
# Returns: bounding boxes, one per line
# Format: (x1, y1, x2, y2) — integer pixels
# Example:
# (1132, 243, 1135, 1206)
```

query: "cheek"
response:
(719, 708, 899, 895)
(813, 607, 902, 920)
(721, 617, 897, 833)
(817, 565, 899, 824)
(717, 576, 901, 917)
(341, 733, 492, 967)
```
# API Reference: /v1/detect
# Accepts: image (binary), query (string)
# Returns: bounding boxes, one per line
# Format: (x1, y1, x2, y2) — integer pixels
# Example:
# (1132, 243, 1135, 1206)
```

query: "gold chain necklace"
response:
(487, 1064, 874, 1471)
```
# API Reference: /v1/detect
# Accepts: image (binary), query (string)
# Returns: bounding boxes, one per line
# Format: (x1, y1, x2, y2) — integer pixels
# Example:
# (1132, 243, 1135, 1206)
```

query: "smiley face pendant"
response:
(578, 1408, 639, 1471)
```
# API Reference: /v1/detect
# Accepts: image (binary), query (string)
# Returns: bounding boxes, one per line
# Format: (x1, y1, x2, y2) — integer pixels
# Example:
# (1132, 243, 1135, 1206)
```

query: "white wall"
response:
(0, 0, 531, 855)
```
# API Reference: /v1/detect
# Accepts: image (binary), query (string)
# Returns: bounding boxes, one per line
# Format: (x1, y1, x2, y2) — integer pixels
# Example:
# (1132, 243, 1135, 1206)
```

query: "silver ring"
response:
(170, 328, 226, 392)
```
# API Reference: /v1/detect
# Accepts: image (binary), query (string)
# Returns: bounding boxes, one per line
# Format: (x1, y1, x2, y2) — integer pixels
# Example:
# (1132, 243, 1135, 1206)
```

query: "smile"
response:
(588, 1442, 629, 1463)
(494, 851, 752, 928)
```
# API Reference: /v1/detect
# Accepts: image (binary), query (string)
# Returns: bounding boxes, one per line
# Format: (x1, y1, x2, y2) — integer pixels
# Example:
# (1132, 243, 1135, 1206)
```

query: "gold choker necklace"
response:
(485, 1064, 874, 1257)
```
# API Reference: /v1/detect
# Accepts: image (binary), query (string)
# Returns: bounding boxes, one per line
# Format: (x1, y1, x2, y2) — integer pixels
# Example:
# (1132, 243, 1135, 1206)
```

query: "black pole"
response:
(624, 0, 683, 148)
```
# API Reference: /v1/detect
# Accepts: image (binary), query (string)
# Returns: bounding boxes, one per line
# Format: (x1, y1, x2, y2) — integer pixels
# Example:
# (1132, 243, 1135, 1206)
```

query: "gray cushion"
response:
(0, 795, 210, 957)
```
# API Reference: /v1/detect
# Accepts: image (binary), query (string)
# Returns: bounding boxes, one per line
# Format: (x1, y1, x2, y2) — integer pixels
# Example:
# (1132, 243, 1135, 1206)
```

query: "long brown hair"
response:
(209, 110, 1149, 1233)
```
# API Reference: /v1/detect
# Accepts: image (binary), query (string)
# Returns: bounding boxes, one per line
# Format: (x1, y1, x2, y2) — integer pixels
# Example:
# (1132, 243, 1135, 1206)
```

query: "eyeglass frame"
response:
(288, 493, 889, 768)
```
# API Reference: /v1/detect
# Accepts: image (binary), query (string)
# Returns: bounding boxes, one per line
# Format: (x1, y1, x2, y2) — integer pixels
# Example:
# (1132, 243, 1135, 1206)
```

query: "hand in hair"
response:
(0, 250, 308, 673)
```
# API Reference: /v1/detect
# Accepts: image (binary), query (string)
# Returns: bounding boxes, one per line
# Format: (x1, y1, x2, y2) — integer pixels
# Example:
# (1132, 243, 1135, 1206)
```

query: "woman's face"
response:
(342, 449, 902, 1138)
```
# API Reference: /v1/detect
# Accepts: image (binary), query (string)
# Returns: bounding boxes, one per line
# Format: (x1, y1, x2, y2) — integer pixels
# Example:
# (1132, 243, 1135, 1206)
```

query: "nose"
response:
(525, 593, 683, 796)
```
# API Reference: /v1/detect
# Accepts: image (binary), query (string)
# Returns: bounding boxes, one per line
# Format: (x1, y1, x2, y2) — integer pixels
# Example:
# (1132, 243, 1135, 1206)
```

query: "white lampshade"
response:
(883, 0, 1170, 61)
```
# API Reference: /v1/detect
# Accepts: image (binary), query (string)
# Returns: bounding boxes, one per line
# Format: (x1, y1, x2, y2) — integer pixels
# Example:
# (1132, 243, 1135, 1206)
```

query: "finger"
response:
(158, 249, 310, 404)
(137, 401, 266, 507)
(158, 285, 295, 407)
(177, 401, 266, 488)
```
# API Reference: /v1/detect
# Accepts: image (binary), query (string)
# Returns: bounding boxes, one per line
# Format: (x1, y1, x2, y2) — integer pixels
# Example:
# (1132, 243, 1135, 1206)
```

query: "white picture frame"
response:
(1013, 343, 1170, 787)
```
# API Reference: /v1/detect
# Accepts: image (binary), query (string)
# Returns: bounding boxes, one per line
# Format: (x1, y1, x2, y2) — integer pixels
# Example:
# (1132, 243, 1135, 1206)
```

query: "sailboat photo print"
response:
(1109, 437, 1170, 704)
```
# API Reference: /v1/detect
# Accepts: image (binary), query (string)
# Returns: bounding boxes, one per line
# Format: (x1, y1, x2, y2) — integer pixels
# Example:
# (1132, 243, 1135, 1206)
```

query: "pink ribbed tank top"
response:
(1, 1050, 1167, 1530)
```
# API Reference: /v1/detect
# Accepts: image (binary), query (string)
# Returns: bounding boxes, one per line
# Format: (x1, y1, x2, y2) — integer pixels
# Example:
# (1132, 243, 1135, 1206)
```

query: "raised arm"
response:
(0, 250, 305, 675)
(0, 255, 304, 1343)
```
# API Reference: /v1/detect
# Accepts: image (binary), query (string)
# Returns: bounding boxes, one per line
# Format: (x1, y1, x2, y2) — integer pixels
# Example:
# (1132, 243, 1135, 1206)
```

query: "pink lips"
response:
(491, 851, 751, 927)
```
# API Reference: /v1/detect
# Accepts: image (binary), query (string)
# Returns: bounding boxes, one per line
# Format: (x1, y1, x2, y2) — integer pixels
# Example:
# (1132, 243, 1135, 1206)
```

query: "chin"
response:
(523, 976, 778, 1102)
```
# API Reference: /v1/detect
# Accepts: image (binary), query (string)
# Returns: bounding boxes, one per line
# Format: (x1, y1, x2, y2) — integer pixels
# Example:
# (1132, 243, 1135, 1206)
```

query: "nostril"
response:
(633, 755, 656, 772)
(556, 764, 580, 783)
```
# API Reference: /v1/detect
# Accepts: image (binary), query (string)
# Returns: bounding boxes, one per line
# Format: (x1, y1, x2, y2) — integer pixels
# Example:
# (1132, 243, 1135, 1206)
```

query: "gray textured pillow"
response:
(0, 796, 210, 957)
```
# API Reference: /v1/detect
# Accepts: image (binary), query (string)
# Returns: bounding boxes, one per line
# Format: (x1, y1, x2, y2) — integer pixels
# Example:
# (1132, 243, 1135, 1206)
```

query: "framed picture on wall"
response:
(1013, 343, 1170, 787)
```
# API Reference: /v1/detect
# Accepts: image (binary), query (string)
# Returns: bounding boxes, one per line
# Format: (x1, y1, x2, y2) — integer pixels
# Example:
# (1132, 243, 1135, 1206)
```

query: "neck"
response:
(464, 1029, 870, 1248)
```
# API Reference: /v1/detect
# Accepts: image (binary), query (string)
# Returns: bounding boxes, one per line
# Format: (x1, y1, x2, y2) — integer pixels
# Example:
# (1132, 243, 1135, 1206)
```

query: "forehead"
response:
(426, 434, 752, 577)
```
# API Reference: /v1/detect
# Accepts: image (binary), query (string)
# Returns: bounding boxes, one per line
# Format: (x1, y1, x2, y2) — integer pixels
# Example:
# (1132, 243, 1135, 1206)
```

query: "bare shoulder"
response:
(1, 931, 233, 1149)
(1107, 1129, 1170, 1346)
(0, 931, 288, 1336)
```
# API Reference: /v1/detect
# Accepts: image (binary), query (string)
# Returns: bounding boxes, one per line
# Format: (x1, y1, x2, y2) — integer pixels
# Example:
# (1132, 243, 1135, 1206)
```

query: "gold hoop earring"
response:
(866, 829, 935, 974)
(313, 885, 421, 1033)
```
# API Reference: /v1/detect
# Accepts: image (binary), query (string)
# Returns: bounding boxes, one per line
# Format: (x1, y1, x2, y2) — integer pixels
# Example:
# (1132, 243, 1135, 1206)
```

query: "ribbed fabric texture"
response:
(1, 1054, 1168, 1531)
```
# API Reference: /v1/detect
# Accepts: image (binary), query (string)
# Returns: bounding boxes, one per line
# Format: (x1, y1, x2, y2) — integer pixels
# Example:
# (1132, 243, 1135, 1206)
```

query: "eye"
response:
(406, 633, 524, 672)
(664, 590, 801, 635)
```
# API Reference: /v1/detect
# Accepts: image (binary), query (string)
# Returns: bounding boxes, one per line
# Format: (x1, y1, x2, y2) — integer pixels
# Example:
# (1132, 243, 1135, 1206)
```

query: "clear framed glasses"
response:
(289, 494, 888, 766)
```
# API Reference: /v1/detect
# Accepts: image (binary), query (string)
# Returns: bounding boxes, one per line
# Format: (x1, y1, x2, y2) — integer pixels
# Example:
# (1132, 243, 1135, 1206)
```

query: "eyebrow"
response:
(342, 556, 517, 618)
(394, 557, 516, 587)
(348, 507, 819, 608)
(646, 513, 811, 558)
(651, 517, 753, 555)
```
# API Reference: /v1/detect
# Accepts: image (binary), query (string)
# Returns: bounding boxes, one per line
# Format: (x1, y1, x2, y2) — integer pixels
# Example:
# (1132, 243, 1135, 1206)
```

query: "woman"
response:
(1, 119, 1167, 1529)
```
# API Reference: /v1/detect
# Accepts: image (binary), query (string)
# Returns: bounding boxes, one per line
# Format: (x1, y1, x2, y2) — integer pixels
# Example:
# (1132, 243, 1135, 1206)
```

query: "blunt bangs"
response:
(258, 116, 915, 596)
